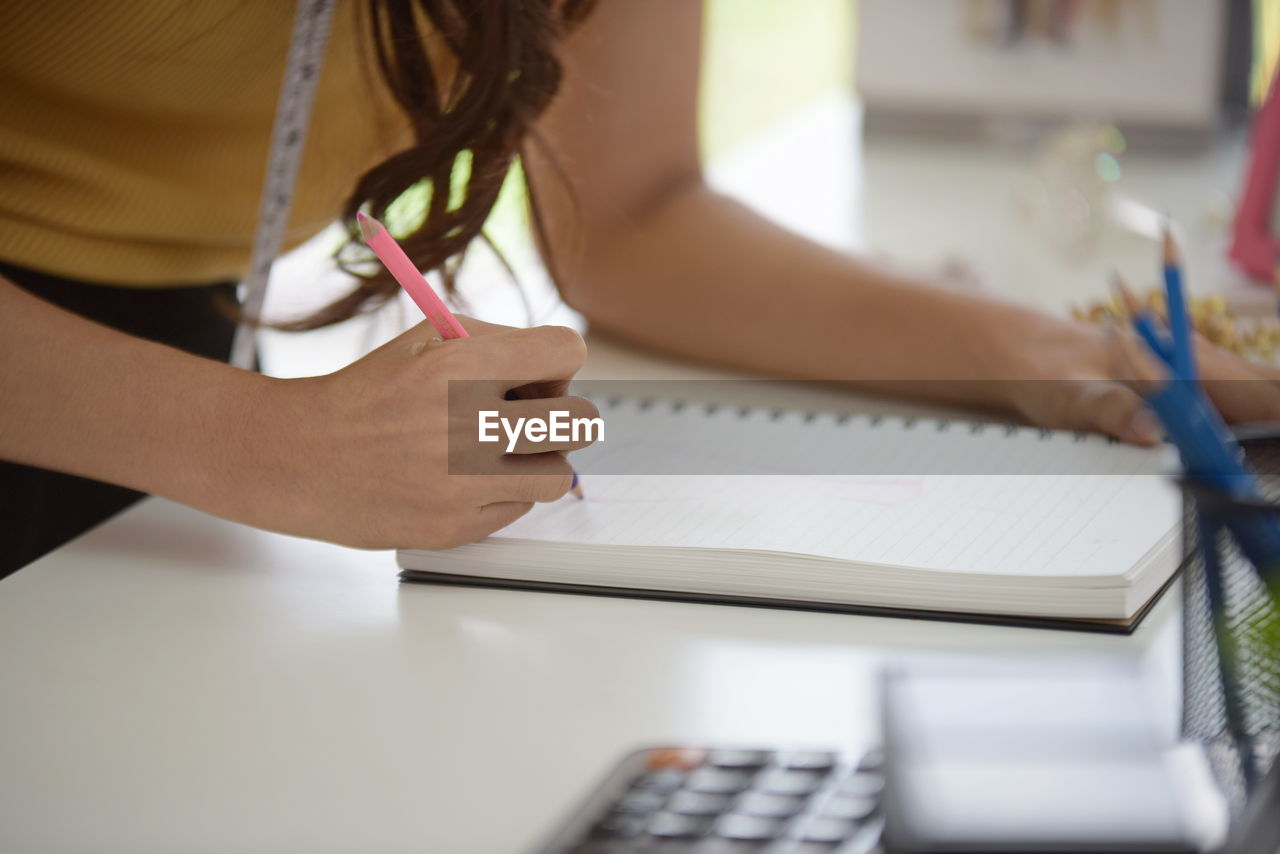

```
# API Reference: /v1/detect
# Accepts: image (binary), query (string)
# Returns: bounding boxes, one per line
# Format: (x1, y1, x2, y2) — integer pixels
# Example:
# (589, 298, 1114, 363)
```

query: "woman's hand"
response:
(1, 275, 595, 551)
(218, 317, 599, 550)
(1002, 321, 1280, 445)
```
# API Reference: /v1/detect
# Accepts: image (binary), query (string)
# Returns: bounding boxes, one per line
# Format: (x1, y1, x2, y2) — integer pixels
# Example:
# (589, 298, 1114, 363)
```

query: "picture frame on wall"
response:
(856, 0, 1224, 147)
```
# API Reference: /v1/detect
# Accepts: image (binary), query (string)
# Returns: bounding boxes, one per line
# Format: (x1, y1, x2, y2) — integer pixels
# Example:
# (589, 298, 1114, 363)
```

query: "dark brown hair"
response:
(281, 0, 593, 331)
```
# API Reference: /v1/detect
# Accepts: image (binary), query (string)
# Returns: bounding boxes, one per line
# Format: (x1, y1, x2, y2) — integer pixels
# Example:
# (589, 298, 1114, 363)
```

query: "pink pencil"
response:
(357, 211, 583, 499)
(357, 212, 470, 340)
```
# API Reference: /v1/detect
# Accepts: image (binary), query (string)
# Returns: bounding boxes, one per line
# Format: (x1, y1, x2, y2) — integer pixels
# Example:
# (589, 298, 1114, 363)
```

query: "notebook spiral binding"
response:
(587, 394, 1115, 445)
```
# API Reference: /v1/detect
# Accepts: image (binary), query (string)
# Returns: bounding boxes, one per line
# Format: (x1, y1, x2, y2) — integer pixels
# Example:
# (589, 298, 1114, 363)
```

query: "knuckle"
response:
(551, 456, 575, 490)
(539, 325, 587, 364)
(546, 471, 574, 501)
(1095, 384, 1136, 416)
(567, 395, 601, 423)
(523, 469, 572, 503)
(516, 476, 544, 503)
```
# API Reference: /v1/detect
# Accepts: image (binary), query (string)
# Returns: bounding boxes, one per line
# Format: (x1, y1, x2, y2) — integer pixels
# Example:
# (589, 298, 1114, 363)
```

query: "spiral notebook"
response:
(399, 397, 1184, 632)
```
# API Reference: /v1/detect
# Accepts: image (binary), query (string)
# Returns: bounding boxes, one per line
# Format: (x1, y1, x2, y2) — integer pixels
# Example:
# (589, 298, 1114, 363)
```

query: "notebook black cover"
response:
(398, 561, 1184, 635)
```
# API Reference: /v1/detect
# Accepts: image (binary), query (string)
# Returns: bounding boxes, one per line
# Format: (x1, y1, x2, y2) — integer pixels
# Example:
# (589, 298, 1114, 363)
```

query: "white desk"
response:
(0, 485, 1184, 854)
(0, 97, 1241, 853)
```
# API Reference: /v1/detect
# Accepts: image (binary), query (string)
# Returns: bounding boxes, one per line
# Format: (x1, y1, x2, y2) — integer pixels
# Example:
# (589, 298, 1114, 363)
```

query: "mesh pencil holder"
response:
(1181, 428, 1280, 814)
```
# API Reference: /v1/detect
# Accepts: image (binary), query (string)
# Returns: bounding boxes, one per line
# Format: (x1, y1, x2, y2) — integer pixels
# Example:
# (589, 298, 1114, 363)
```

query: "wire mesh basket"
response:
(1181, 429, 1280, 815)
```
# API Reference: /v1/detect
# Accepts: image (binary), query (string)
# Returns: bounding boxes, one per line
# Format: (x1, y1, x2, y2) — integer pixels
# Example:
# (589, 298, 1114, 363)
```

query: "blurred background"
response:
(260, 0, 1280, 378)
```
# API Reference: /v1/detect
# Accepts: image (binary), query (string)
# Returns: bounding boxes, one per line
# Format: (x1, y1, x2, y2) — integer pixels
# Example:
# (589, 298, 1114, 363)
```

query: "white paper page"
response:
(492, 469, 1178, 581)
(479, 404, 1180, 580)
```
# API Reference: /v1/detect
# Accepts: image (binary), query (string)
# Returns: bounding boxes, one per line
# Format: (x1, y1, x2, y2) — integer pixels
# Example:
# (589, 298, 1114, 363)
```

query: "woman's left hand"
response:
(1004, 322, 1280, 445)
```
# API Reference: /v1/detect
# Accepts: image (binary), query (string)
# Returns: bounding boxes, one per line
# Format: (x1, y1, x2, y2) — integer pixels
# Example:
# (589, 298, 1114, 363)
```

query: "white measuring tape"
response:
(229, 0, 338, 370)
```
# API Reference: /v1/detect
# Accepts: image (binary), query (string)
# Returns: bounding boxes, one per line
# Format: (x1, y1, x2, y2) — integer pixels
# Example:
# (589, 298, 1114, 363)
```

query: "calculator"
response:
(535, 746, 885, 853)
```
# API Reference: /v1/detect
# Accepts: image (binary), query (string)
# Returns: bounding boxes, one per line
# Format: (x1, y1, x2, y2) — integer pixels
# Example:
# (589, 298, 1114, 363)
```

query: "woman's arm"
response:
(0, 277, 593, 549)
(0, 277, 273, 501)
(528, 0, 1280, 441)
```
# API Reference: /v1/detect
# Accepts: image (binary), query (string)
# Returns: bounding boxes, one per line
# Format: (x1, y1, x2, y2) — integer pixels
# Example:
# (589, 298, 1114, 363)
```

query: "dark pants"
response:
(1, 263, 238, 578)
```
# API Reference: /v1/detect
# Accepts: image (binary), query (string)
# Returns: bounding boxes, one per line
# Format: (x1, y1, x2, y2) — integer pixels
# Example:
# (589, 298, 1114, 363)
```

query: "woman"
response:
(1, 0, 1276, 574)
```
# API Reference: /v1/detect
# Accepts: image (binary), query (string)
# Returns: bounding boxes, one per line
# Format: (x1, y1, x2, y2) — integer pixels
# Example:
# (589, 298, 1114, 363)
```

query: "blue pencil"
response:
(1111, 272, 1173, 367)
(1117, 254, 1280, 575)
(1161, 225, 1196, 381)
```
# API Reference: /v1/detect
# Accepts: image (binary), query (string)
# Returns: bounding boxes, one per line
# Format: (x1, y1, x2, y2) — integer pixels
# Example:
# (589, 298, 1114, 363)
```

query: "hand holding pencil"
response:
(1106, 227, 1280, 428)
(1111, 226, 1280, 571)
(358, 211, 586, 499)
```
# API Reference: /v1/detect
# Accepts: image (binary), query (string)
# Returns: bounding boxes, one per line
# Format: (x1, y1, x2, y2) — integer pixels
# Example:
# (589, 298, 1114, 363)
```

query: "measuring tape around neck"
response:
(229, 0, 338, 371)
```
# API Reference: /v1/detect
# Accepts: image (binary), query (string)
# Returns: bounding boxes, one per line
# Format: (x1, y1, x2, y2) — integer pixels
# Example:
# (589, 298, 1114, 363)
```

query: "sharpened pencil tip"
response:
(570, 473, 584, 500)
(1160, 221, 1180, 266)
(357, 212, 383, 242)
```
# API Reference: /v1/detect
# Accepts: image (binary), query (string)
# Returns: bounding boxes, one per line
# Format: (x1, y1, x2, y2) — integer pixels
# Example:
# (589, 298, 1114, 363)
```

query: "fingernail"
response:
(1130, 409, 1163, 442)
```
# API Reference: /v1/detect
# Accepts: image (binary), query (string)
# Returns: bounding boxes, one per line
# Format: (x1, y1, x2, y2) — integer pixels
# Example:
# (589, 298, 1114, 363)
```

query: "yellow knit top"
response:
(0, 1, 418, 286)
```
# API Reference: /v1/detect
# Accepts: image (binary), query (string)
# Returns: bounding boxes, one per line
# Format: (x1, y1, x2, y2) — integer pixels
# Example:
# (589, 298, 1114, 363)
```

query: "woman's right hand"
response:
(221, 317, 599, 550)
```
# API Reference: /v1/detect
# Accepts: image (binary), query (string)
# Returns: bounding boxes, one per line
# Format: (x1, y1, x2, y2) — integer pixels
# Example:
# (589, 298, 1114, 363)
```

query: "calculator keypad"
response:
(818, 795, 875, 822)
(707, 750, 773, 770)
(736, 792, 805, 818)
(686, 768, 756, 794)
(755, 770, 824, 797)
(668, 791, 736, 816)
(564, 748, 883, 853)
(715, 813, 784, 841)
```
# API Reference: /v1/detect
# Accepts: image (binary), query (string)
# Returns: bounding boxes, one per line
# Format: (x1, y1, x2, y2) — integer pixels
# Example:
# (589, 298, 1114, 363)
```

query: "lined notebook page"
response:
(492, 405, 1180, 581)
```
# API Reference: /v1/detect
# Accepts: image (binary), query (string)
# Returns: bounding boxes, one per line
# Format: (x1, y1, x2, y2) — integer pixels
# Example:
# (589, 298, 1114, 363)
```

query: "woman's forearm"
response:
(555, 182, 1084, 408)
(0, 277, 278, 507)
(1, 278, 601, 549)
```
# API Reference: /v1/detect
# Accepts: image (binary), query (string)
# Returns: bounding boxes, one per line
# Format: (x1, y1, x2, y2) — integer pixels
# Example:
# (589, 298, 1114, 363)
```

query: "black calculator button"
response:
(647, 811, 712, 838)
(667, 790, 734, 816)
(783, 751, 837, 772)
(794, 817, 856, 844)
(818, 794, 876, 821)
(714, 814, 783, 841)
(707, 749, 772, 770)
(755, 770, 822, 796)
(591, 811, 648, 838)
(631, 769, 686, 793)
(855, 749, 884, 772)
(612, 790, 667, 815)
(837, 773, 884, 798)
(735, 792, 805, 818)
(686, 768, 755, 794)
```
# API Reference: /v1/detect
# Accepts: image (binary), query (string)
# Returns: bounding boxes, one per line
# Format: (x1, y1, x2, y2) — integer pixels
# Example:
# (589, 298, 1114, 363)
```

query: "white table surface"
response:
(0, 96, 1245, 853)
